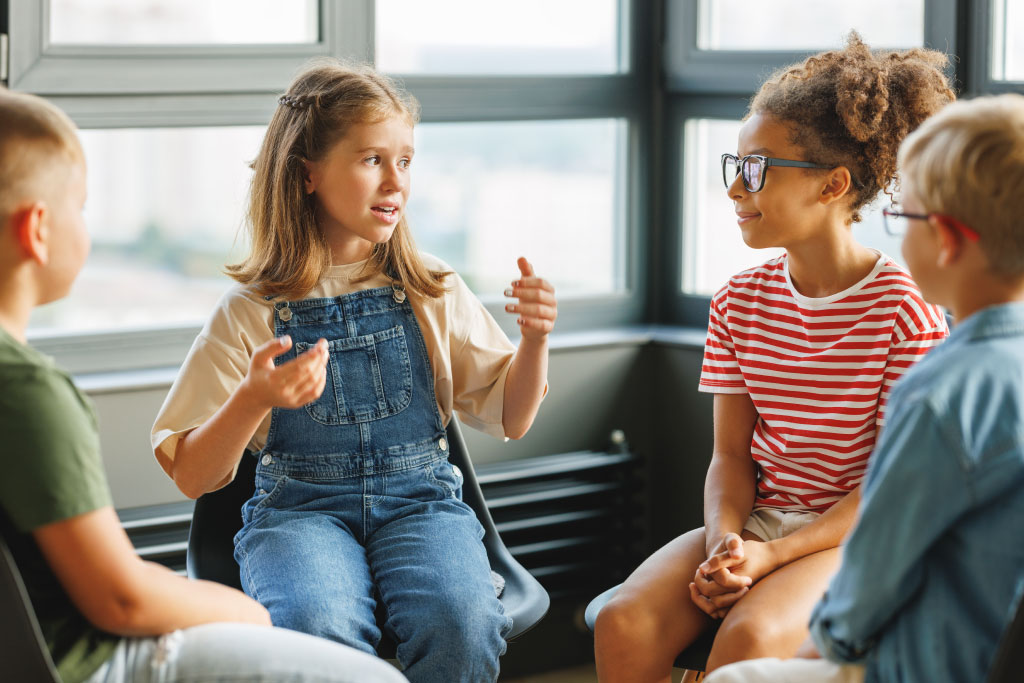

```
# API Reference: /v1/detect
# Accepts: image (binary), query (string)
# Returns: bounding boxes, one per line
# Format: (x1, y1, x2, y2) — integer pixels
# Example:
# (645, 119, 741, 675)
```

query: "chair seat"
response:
(585, 583, 716, 672)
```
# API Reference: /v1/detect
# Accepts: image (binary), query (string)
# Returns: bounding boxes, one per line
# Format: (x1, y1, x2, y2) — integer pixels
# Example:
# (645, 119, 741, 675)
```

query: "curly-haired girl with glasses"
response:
(595, 33, 954, 682)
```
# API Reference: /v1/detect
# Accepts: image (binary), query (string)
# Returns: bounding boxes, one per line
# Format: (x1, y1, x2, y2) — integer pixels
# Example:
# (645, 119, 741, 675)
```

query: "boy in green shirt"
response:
(0, 88, 406, 683)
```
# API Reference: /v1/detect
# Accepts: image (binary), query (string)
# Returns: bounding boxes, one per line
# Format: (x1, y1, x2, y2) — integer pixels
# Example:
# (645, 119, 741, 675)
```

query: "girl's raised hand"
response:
(504, 257, 557, 340)
(241, 335, 329, 412)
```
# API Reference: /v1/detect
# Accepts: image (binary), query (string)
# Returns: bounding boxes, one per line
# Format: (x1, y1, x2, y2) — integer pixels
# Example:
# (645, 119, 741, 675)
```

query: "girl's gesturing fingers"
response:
(505, 257, 558, 337)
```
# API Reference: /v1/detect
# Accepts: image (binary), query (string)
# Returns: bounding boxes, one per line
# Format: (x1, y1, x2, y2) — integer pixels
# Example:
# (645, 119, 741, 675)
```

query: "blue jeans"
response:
(235, 454, 510, 683)
(83, 623, 408, 683)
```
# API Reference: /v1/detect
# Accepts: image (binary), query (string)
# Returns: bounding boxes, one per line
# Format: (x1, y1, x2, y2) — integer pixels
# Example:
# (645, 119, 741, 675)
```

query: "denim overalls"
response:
(233, 285, 510, 683)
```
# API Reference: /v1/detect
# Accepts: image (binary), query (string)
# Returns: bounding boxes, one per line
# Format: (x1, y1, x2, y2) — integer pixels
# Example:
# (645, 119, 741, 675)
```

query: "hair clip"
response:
(278, 94, 312, 111)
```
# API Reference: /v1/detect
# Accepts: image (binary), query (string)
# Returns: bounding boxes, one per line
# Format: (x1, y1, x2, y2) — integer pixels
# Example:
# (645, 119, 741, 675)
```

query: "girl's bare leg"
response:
(705, 547, 841, 672)
(594, 528, 713, 683)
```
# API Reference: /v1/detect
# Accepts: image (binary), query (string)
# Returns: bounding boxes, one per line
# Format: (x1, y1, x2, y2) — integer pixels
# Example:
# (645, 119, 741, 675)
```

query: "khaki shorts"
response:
(742, 507, 821, 542)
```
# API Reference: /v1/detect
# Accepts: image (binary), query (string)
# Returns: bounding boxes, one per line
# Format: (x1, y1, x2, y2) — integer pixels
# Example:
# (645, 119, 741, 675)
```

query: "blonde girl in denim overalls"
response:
(151, 61, 556, 683)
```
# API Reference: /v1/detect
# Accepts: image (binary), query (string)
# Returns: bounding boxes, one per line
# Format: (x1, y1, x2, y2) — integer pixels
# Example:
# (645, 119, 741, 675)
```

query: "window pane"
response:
(993, 0, 1024, 81)
(411, 119, 625, 296)
(29, 127, 262, 335)
(681, 119, 904, 296)
(29, 119, 624, 336)
(376, 0, 621, 74)
(698, 0, 924, 51)
(49, 0, 319, 45)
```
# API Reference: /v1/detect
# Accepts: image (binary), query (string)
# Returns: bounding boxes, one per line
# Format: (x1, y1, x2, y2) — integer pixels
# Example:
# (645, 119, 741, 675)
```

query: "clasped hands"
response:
(688, 532, 781, 620)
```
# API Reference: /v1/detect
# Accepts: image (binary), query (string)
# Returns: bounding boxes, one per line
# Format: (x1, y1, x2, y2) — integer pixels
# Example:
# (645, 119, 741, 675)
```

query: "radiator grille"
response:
(120, 446, 645, 596)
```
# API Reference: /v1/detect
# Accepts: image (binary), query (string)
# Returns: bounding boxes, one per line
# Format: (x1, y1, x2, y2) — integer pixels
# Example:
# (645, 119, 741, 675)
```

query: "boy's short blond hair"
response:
(0, 88, 83, 219)
(899, 93, 1024, 277)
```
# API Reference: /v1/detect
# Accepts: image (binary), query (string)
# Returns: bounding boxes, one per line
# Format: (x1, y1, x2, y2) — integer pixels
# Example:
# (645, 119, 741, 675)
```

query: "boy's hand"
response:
(504, 257, 557, 340)
(241, 336, 328, 412)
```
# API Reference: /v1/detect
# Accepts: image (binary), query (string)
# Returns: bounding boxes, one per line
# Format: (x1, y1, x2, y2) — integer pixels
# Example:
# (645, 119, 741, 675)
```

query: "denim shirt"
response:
(810, 302, 1024, 683)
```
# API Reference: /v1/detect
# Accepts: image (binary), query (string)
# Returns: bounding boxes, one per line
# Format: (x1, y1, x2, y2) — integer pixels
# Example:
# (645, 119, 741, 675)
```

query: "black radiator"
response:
(120, 440, 645, 599)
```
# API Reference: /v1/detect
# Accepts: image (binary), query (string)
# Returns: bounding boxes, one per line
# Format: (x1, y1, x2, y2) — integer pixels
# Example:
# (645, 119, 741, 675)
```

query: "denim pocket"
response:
(241, 474, 290, 526)
(296, 324, 413, 425)
(425, 460, 464, 500)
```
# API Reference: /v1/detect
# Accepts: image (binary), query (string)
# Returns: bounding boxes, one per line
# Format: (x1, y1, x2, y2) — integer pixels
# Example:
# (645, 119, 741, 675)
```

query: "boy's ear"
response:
(11, 202, 50, 265)
(931, 217, 964, 268)
(819, 167, 854, 205)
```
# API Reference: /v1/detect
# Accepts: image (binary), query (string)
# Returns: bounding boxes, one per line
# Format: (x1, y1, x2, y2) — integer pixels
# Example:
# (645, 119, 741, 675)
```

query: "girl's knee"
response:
(707, 613, 782, 669)
(594, 594, 661, 646)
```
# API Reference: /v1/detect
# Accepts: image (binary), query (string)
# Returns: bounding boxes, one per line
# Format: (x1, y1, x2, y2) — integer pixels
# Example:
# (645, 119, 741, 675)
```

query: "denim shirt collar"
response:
(947, 302, 1024, 346)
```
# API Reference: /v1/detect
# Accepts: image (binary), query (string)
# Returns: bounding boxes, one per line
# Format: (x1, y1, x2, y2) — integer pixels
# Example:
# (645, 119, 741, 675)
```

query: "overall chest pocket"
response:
(296, 324, 413, 425)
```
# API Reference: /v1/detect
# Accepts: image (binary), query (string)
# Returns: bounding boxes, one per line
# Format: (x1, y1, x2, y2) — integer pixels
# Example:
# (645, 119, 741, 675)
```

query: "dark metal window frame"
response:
(2, 0, 658, 374)
(656, 0, 989, 327)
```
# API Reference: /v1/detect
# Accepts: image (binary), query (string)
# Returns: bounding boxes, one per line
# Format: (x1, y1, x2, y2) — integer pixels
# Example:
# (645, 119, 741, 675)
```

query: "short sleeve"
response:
(876, 298, 948, 428)
(150, 288, 272, 484)
(698, 288, 748, 394)
(446, 273, 519, 439)
(0, 365, 111, 532)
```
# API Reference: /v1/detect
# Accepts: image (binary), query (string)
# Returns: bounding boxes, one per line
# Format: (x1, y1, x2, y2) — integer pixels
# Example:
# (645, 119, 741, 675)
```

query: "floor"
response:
(503, 665, 692, 682)
(503, 665, 596, 682)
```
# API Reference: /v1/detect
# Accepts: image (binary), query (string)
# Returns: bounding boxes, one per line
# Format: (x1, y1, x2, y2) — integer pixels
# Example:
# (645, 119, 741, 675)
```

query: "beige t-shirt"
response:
(151, 254, 517, 485)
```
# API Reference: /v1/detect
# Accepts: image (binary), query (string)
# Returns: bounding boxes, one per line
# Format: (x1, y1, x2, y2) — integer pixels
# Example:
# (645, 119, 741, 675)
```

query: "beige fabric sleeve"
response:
(150, 288, 273, 484)
(445, 271, 517, 439)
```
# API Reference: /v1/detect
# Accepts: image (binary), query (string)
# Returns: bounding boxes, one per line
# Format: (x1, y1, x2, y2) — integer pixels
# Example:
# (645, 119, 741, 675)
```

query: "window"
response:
(9, 0, 646, 371)
(412, 119, 625, 296)
(29, 127, 261, 335)
(376, 0, 623, 74)
(664, 0, 956, 321)
(49, 0, 319, 45)
(992, 0, 1024, 81)
(679, 118, 907, 297)
(698, 0, 924, 51)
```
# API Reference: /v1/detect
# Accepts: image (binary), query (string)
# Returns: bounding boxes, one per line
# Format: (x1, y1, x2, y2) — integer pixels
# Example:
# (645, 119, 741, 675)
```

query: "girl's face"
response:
(304, 115, 414, 263)
(727, 113, 834, 250)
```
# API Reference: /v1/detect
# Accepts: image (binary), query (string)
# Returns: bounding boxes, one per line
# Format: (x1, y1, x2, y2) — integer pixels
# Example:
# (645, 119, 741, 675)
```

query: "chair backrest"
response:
(987, 589, 1024, 683)
(186, 449, 255, 591)
(445, 418, 550, 639)
(187, 417, 549, 640)
(0, 521, 61, 683)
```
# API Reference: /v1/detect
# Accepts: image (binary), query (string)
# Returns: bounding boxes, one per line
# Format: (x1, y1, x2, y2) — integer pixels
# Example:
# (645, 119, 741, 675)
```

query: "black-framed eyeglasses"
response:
(881, 208, 981, 241)
(721, 153, 833, 193)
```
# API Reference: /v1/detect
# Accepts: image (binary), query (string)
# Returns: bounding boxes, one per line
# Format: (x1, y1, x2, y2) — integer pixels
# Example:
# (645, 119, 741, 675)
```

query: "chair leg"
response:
(679, 669, 705, 683)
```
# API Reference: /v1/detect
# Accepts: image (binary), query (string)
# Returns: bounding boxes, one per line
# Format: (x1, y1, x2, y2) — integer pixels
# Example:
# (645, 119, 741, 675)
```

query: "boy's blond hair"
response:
(899, 93, 1024, 277)
(0, 88, 83, 220)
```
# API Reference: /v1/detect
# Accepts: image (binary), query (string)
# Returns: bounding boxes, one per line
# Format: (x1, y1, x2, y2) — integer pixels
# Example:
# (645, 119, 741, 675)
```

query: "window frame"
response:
(2, 0, 655, 374)
(967, 0, 1024, 94)
(658, 0, 962, 327)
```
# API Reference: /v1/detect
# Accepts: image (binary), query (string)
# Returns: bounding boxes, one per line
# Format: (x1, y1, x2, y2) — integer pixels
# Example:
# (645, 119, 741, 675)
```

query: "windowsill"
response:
(74, 325, 708, 394)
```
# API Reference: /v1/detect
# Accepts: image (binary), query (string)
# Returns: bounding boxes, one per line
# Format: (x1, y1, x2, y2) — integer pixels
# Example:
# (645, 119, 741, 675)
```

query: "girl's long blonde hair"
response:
(227, 59, 450, 300)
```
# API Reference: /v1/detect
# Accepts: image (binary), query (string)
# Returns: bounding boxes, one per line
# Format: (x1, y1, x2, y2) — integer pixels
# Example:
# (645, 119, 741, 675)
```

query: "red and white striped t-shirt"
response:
(699, 252, 948, 512)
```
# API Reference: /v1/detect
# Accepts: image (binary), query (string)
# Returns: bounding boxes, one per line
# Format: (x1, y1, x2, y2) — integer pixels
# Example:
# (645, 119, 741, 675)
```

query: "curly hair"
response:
(749, 32, 955, 222)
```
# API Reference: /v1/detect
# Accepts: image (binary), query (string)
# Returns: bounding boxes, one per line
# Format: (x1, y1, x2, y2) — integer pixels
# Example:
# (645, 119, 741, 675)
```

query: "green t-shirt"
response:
(0, 327, 121, 683)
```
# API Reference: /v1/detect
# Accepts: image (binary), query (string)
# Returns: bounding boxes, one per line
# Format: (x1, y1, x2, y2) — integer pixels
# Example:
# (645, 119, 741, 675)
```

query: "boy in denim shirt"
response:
(705, 94, 1024, 683)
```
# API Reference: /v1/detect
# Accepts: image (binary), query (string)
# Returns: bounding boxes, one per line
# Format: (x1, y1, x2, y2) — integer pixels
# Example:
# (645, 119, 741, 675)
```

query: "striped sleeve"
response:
(876, 297, 949, 428)
(699, 288, 748, 394)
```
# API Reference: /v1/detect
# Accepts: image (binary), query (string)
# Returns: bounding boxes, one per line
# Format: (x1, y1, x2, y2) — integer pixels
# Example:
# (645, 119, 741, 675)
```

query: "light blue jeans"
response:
(234, 454, 510, 683)
(83, 622, 408, 683)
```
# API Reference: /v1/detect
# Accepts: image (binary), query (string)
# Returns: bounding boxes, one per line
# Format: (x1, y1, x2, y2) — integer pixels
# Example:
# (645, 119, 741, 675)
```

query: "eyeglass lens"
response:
(723, 155, 765, 192)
